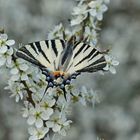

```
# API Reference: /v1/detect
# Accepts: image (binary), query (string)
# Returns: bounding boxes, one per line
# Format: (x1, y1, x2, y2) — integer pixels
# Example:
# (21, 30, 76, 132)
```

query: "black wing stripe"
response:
(19, 47, 37, 61)
(29, 43, 39, 54)
(51, 40, 58, 56)
(16, 51, 44, 68)
(88, 51, 100, 62)
(34, 42, 51, 63)
(83, 45, 91, 52)
(74, 44, 86, 58)
(85, 64, 106, 72)
(77, 62, 107, 72)
(73, 42, 80, 50)
(60, 40, 65, 49)
(45, 40, 49, 48)
(86, 56, 106, 68)
(74, 48, 97, 67)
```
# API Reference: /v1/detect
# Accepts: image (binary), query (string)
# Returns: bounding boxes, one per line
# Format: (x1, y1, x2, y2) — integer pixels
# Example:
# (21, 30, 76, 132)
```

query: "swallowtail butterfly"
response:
(16, 37, 107, 98)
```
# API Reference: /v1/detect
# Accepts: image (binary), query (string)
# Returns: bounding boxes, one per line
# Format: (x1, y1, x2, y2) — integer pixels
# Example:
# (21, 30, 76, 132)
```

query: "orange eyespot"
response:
(52, 71, 65, 77)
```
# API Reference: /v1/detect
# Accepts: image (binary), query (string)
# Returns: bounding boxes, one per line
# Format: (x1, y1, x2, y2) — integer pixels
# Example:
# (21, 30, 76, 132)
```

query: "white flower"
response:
(27, 104, 52, 128)
(103, 55, 119, 74)
(0, 47, 13, 67)
(5, 80, 25, 102)
(46, 112, 72, 134)
(0, 33, 15, 54)
(71, 15, 87, 26)
(46, 114, 62, 132)
(48, 23, 64, 39)
(40, 96, 55, 115)
(84, 26, 97, 45)
(28, 127, 49, 140)
(10, 83, 24, 102)
(58, 119, 72, 136)
(88, 0, 108, 21)
(72, 5, 87, 16)
(71, 5, 88, 26)
(10, 58, 30, 81)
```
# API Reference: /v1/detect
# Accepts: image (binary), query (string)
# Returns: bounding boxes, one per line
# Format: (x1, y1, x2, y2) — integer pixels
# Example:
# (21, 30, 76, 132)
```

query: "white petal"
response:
(35, 118, 43, 128)
(27, 116, 36, 125)
(19, 92, 23, 99)
(6, 40, 15, 46)
(46, 108, 53, 116)
(28, 127, 36, 135)
(21, 73, 28, 81)
(10, 67, 19, 75)
(49, 99, 55, 107)
(22, 110, 29, 118)
(110, 66, 116, 74)
(71, 15, 84, 26)
(6, 56, 12, 66)
(53, 124, 61, 132)
(41, 112, 50, 120)
(103, 64, 109, 71)
(15, 95, 20, 102)
(105, 55, 111, 61)
(29, 135, 37, 140)
(0, 34, 8, 40)
(63, 120, 72, 126)
(19, 63, 29, 71)
(59, 129, 66, 136)
(46, 121, 54, 128)
(43, 128, 49, 134)
(112, 60, 119, 66)
(89, 9, 97, 17)
(101, 5, 108, 12)
(0, 46, 8, 53)
(88, 1, 96, 8)
(97, 13, 103, 21)
(10, 74, 20, 81)
(0, 57, 6, 66)
(7, 47, 13, 55)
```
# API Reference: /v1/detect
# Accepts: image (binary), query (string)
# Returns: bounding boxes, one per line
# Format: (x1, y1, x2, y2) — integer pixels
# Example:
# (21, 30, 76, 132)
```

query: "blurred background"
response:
(0, 0, 140, 140)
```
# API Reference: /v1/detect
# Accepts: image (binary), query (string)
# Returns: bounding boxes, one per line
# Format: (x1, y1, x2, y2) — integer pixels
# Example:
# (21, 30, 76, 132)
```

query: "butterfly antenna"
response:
(62, 88, 67, 101)
(67, 35, 76, 46)
(40, 85, 49, 101)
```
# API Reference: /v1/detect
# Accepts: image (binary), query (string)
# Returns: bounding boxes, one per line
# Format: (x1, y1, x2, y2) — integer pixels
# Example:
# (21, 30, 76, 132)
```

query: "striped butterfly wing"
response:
(66, 42, 107, 74)
(16, 40, 65, 71)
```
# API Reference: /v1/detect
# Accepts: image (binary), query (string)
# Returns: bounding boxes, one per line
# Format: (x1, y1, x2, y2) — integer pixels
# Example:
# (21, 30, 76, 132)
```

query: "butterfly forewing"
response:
(66, 42, 107, 74)
(16, 39, 65, 71)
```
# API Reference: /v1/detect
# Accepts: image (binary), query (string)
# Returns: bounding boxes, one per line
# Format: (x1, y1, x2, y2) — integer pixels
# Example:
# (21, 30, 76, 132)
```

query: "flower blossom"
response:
(0, 33, 15, 54)
(88, 0, 108, 21)
(71, 4, 88, 26)
(27, 104, 53, 128)
(0, 33, 15, 67)
(103, 55, 119, 74)
(28, 127, 49, 140)
(10, 58, 30, 81)
(46, 112, 72, 134)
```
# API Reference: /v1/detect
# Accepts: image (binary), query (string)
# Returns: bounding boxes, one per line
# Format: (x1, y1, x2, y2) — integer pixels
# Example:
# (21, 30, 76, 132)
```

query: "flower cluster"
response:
(0, 0, 119, 140)
(70, 0, 109, 45)
(0, 33, 15, 68)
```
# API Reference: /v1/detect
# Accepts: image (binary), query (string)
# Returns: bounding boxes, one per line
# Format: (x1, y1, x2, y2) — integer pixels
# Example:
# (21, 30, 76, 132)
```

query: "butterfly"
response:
(16, 37, 107, 98)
